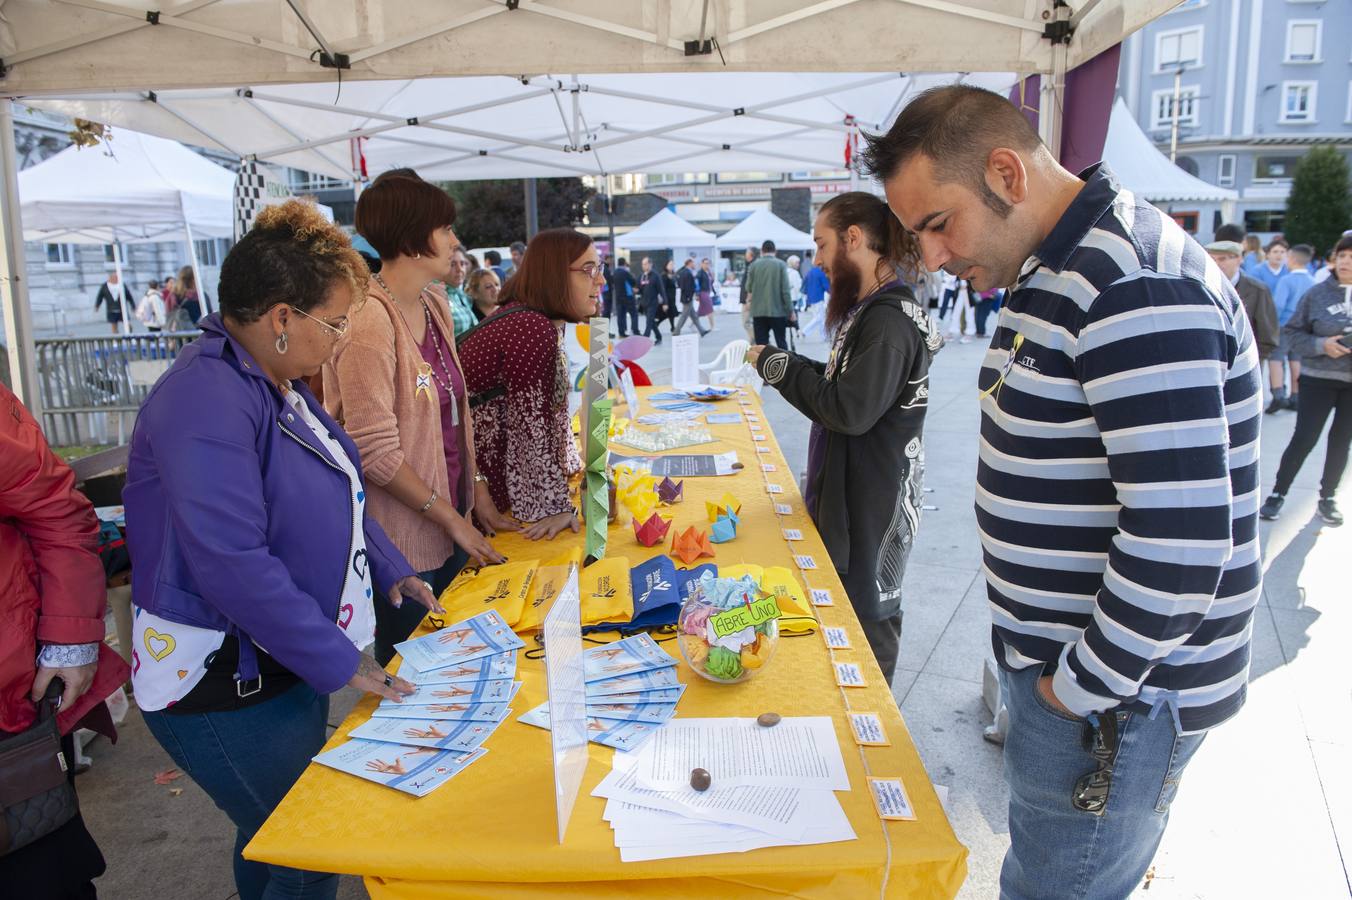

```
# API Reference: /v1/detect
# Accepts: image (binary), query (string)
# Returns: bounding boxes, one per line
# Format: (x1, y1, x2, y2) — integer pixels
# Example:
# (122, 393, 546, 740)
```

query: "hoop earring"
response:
(276, 331, 289, 355)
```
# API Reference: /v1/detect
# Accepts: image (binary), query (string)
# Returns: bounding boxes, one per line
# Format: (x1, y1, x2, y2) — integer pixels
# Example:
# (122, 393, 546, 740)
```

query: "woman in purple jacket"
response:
(123, 201, 438, 900)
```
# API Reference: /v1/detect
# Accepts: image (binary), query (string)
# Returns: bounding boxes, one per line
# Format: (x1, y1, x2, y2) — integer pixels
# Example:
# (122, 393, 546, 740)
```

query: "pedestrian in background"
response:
(1269, 244, 1317, 412)
(611, 257, 638, 337)
(94, 271, 132, 334)
(744, 239, 795, 349)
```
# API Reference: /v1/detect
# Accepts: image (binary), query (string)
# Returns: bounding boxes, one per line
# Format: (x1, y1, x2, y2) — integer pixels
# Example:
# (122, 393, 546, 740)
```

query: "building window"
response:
(789, 170, 850, 181)
(1155, 27, 1204, 71)
(1244, 210, 1286, 234)
(1254, 156, 1301, 181)
(102, 243, 126, 265)
(1284, 20, 1321, 63)
(44, 243, 75, 268)
(1217, 154, 1237, 186)
(193, 238, 230, 267)
(1150, 86, 1201, 129)
(1280, 82, 1317, 123)
(1170, 211, 1200, 234)
(287, 168, 347, 192)
(645, 172, 711, 186)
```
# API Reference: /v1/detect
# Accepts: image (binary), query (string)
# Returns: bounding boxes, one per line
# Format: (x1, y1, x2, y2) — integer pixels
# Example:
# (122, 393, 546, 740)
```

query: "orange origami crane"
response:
(670, 525, 716, 565)
(633, 512, 673, 547)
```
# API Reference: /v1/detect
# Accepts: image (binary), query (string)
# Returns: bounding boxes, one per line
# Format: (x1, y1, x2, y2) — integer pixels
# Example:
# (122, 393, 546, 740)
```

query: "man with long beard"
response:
(747, 191, 942, 682)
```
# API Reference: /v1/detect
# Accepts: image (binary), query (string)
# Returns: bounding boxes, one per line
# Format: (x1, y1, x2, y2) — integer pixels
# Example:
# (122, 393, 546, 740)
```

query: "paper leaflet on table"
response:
(589, 684, 685, 705)
(584, 633, 678, 682)
(369, 700, 512, 721)
(586, 666, 681, 696)
(377, 679, 520, 709)
(312, 739, 487, 797)
(608, 452, 741, 478)
(604, 797, 856, 862)
(348, 713, 502, 753)
(704, 412, 743, 425)
(636, 408, 706, 425)
(395, 651, 516, 686)
(585, 699, 678, 724)
(517, 702, 663, 752)
(394, 610, 525, 673)
(614, 717, 849, 792)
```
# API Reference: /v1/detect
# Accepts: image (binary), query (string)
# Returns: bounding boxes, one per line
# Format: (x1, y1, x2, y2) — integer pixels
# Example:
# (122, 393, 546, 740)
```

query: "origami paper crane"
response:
(670, 526, 716, 565)
(708, 507, 739, 544)
(656, 477, 684, 505)
(633, 512, 673, 547)
(705, 492, 742, 523)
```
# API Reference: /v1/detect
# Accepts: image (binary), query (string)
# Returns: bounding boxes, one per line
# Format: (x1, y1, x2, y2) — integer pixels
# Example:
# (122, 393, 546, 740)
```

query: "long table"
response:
(245, 386, 967, 899)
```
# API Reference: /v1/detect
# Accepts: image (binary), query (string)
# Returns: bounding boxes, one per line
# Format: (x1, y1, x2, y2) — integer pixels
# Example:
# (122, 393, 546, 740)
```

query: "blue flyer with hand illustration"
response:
(584, 633, 678, 683)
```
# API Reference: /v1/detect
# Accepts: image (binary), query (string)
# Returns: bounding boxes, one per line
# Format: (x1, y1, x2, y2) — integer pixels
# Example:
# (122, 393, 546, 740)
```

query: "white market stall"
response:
(1101, 97, 1238, 242)
(615, 207, 717, 264)
(17, 129, 236, 332)
(0, 0, 1185, 414)
(714, 208, 814, 252)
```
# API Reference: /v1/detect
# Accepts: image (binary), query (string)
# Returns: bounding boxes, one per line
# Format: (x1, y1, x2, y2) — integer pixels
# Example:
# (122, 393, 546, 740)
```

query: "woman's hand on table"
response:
(745, 345, 767, 367)
(388, 575, 443, 613)
(1323, 336, 1351, 358)
(473, 479, 520, 537)
(447, 512, 506, 567)
(521, 511, 581, 541)
(348, 653, 415, 702)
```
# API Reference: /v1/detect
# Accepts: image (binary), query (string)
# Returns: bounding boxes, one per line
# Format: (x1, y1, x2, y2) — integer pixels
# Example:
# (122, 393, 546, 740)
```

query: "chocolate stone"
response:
(690, 768, 712, 791)
(757, 712, 782, 727)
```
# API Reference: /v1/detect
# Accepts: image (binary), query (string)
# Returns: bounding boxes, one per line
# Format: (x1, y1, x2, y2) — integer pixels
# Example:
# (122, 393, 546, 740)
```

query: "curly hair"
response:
(218, 199, 368, 323)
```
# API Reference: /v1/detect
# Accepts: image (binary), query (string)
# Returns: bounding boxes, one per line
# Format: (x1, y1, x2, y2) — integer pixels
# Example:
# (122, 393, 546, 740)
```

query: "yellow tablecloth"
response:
(245, 387, 967, 899)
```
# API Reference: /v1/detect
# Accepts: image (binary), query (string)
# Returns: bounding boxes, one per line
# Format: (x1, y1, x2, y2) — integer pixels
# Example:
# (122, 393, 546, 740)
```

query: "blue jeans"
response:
(141, 682, 337, 900)
(999, 663, 1206, 900)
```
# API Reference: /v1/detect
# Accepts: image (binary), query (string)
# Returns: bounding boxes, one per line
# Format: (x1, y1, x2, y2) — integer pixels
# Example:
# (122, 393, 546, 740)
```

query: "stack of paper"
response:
(311, 611, 525, 796)
(518, 633, 685, 751)
(592, 717, 857, 861)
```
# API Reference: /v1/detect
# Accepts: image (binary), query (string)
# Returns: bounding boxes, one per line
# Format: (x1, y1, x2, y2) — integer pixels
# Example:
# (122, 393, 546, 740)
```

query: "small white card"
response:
(848, 712, 891, 747)
(756, 446, 771, 454)
(775, 503, 793, 515)
(766, 483, 784, 494)
(823, 626, 850, 649)
(868, 777, 916, 820)
(810, 589, 834, 607)
(833, 661, 866, 687)
(782, 528, 803, 541)
(753, 434, 767, 442)
(794, 554, 817, 570)
(750, 424, 764, 432)
(761, 463, 777, 473)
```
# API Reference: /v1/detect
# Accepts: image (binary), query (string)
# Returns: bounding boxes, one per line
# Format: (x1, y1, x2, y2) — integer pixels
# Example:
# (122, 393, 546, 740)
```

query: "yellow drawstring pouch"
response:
(516, 549, 583, 632)
(580, 555, 634, 626)
(438, 559, 539, 628)
(762, 565, 818, 634)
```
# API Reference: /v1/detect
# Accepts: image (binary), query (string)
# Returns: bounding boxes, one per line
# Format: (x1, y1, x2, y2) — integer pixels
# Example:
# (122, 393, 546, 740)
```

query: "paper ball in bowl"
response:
(676, 574, 779, 684)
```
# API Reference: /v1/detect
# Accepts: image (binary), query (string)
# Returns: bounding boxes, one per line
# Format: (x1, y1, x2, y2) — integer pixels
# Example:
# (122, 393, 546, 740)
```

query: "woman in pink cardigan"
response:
(325, 174, 514, 664)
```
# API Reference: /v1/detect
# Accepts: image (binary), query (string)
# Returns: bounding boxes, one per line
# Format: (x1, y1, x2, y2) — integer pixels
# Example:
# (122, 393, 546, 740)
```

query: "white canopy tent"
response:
(1102, 98, 1238, 206)
(615, 208, 716, 252)
(17, 128, 237, 331)
(0, 0, 1184, 415)
(715, 208, 813, 252)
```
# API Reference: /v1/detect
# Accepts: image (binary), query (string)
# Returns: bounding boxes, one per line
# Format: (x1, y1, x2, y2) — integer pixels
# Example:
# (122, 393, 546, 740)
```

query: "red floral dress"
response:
(457, 302, 581, 523)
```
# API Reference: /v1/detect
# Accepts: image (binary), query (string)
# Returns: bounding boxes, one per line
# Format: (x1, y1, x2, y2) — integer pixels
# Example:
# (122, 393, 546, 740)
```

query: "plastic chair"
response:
(698, 339, 749, 384)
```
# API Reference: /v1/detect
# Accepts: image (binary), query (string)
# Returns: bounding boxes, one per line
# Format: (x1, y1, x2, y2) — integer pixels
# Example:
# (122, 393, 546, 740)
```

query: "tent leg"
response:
(112, 240, 131, 335)
(524, 178, 539, 239)
(0, 99, 42, 417)
(1039, 41, 1068, 163)
(181, 202, 210, 315)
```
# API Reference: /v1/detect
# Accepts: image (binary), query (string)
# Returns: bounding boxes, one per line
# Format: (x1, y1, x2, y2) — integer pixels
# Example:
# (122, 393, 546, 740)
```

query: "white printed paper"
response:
(823, 627, 850, 649)
(766, 483, 783, 494)
(833, 662, 866, 687)
(794, 554, 816, 570)
(775, 503, 793, 515)
(782, 528, 803, 541)
(671, 334, 701, 388)
(810, 589, 834, 607)
(868, 777, 915, 820)
(847, 712, 890, 747)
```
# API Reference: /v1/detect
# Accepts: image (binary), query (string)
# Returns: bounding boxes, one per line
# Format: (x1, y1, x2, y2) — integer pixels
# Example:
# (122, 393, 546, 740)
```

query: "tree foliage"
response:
(440, 178, 596, 249)
(1284, 146, 1352, 257)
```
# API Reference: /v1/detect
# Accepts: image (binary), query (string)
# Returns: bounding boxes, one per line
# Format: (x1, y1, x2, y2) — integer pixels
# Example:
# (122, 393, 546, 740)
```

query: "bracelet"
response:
(419, 491, 438, 514)
(473, 473, 488, 484)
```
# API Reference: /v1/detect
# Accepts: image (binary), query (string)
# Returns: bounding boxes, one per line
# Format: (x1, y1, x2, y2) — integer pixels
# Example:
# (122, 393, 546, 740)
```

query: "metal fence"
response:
(34, 331, 198, 446)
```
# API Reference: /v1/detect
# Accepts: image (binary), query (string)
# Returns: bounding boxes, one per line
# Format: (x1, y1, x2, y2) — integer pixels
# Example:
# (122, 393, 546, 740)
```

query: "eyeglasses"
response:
(979, 332, 1023, 401)
(1072, 712, 1120, 816)
(569, 262, 604, 280)
(288, 305, 349, 339)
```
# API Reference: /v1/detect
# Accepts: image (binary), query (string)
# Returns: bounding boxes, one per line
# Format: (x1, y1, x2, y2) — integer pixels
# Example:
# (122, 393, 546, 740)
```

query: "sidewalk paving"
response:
(74, 304, 1349, 898)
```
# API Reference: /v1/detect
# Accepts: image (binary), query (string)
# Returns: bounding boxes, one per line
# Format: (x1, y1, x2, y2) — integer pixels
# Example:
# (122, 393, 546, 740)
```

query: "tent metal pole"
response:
(181, 197, 210, 315)
(524, 179, 539, 240)
(0, 100, 43, 416)
(111, 239, 132, 335)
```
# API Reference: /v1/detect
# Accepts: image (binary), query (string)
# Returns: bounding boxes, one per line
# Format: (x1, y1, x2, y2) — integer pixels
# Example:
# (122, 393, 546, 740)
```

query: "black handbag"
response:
(0, 680, 78, 857)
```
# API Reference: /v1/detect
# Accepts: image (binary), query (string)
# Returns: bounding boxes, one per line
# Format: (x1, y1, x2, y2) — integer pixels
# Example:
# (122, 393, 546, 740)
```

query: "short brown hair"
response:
(497, 228, 593, 319)
(860, 84, 1042, 216)
(355, 176, 456, 260)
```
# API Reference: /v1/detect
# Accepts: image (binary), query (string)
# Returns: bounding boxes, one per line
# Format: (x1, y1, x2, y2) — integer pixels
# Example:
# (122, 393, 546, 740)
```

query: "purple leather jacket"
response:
(123, 315, 415, 694)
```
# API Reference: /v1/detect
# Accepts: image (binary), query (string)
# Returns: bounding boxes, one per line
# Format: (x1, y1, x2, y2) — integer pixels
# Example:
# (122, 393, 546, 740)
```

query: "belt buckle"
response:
(236, 675, 263, 698)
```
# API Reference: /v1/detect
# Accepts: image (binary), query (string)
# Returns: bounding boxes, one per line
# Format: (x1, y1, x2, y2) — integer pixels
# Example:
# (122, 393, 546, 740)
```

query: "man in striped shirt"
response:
(862, 86, 1262, 900)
